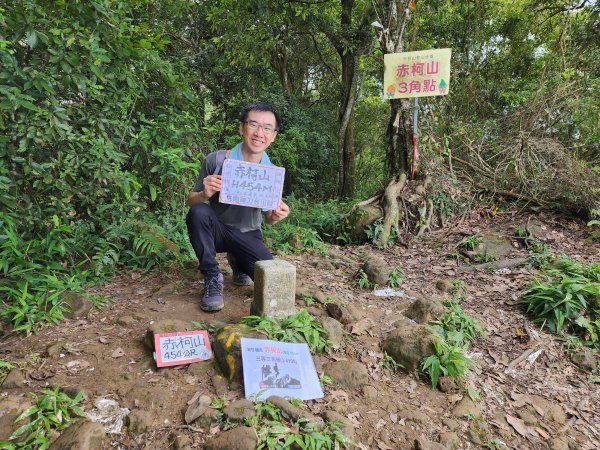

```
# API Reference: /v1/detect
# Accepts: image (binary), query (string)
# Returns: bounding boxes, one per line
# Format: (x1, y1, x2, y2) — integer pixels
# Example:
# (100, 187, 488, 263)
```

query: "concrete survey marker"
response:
(251, 260, 297, 318)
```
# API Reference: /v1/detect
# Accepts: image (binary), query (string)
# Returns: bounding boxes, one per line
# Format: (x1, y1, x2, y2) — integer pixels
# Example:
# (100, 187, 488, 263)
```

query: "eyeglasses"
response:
(244, 120, 276, 136)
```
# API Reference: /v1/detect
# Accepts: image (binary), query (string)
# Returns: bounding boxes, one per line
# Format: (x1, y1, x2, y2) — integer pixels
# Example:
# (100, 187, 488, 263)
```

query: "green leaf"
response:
(26, 30, 38, 49)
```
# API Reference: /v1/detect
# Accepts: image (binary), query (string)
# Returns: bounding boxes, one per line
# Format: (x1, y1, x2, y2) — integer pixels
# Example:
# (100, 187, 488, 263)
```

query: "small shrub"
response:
(356, 269, 373, 289)
(520, 256, 600, 346)
(3, 388, 85, 449)
(388, 266, 406, 288)
(420, 334, 473, 388)
(239, 310, 332, 353)
(459, 235, 482, 251)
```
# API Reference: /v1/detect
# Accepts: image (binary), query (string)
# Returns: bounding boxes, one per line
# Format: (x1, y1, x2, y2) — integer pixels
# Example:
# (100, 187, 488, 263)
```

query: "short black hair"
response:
(240, 102, 281, 131)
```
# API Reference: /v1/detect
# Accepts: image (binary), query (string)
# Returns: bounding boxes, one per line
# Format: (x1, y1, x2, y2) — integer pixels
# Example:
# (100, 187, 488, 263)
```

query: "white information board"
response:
(241, 338, 323, 401)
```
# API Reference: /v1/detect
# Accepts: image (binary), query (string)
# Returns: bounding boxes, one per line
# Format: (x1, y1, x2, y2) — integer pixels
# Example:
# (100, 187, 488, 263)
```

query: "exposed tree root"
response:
(377, 173, 406, 248)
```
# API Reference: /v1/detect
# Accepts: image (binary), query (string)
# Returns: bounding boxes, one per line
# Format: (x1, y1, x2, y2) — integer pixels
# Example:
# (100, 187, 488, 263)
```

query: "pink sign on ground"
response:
(154, 330, 212, 367)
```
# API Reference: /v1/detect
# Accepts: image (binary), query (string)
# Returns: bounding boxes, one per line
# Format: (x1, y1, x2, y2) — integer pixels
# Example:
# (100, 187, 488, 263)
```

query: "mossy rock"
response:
(212, 324, 262, 383)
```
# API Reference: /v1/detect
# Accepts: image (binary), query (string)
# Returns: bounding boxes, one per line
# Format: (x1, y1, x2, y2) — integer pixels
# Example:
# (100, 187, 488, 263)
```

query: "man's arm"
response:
(187, 175, 222, 206)
(265, 201, 290, 225)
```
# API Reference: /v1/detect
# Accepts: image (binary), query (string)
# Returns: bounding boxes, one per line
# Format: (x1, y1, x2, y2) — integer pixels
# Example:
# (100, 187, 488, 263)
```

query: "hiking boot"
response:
(201, 272, 224, 312)
(227, 253, 253, 286)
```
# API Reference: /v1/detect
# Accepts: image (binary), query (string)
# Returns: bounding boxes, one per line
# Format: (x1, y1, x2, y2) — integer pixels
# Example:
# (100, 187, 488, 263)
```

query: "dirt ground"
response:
(1, 208, 599, 449)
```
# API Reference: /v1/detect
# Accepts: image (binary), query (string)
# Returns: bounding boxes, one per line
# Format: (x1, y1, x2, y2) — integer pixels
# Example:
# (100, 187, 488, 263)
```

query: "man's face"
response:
(239, 110, 278, 157)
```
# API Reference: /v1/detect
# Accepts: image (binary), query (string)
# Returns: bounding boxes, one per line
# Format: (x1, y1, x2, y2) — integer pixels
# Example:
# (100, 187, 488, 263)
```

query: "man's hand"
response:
(187, 175, 222, 206)
(266, 201, 289, 225)
(203, 175, 222, 198)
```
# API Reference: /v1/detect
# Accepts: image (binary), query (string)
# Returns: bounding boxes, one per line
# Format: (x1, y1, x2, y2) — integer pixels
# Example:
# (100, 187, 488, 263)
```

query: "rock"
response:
(414, 437, 447, 450)
(60, 291, 93, 319)
(545, 404, 567, 425)
(478, 233, 513, 258)
(267, 396, 303, 420)
(223, 399, 256, 422)
(295, 280, 327, 304)
(194, 407, 220, 430)
(528, 395, 566, 425)
(126, 409, 154, 433)
(517, 408, 538, 425)
(383, 318, 435, 372)
(362, 385, 379, 401)
(47, 342, 64, 357)
(326, 303, 353, 325)
(570, 348, 597, 371)
(212, 324, 261, 383)
(442, 418, 459, 431)
(48, 420, 105, 450)
(438, 376, 457, 393)
(187, 362, 211, 378)
(212, 374, 229, 396)
(1, 369, 25, 389)
(546, 436, 569, 450)
(172, 434, 192, 450)
(116, 315, 137, 327)
(313, 259, 335, 270)
(323, 360, 369, 388)
(0, 394, 33, 441)
(403, 296, 445, 324)
(452, 396, 481, 418)
(144, 319, 196, 351)
(203, 426, 258, 450)
(524, 220, 547, 240)
(397, 408, 429, 424)
(322, 410, 355, 445)
(435, 279, 454, 293)
(320, 317, 345, 349)
(362, 256, 389, 287)
(438, 431, 460, 450)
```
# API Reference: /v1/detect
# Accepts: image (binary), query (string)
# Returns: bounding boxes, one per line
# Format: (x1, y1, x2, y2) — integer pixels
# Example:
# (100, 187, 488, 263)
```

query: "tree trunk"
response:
(385, 98, 411, 176)
(376, 0, 413, 179)
(338, 49, 358, 197)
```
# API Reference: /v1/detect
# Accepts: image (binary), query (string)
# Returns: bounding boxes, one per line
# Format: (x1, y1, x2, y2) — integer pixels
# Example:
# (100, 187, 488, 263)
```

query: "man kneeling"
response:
(186, 102, 290, 312)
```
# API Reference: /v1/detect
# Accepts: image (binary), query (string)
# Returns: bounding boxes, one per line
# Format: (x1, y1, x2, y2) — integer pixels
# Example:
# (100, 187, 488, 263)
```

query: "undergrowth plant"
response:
(421, 333, 473, 389)
(240, 310, 332, 353)
(212, 397, 350, 450)
(356, 270, 373, 289)
(0, 388, 85, 449)
(520, 256, 600, 347)
(421, 296, 484, 388)
(388, 266, 405, 288)
(459, 235, 482, 251)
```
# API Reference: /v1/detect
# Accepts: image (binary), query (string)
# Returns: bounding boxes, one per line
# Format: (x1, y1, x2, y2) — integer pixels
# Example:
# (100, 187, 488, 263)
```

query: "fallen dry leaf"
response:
(185, 394, 211, 424)
(376, 440, 393, 450)
(347, 411, 361, 427)
(111, 347, 125, 358)
(506, 414, 530, 437)
(330, 389, 349, 403)
(351, 318, 372, 335)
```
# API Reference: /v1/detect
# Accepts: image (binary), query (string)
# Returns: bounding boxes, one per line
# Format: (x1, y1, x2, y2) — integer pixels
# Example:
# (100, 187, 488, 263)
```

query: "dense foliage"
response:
(1, 0, 598, 331)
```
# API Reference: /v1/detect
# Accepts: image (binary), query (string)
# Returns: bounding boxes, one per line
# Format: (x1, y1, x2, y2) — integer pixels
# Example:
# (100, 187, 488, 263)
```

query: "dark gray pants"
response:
(186, 203, 272, 279)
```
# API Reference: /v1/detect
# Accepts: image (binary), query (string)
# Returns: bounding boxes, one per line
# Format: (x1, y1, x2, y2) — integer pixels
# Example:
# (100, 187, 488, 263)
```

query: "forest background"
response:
(0, 0, 598, 333)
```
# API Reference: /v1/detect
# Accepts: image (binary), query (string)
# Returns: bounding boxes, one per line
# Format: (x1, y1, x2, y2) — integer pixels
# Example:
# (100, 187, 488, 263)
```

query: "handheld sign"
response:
(219, 159, 285, 210)
(241, 338, 323, 401)
(154, 330, 212, 367)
